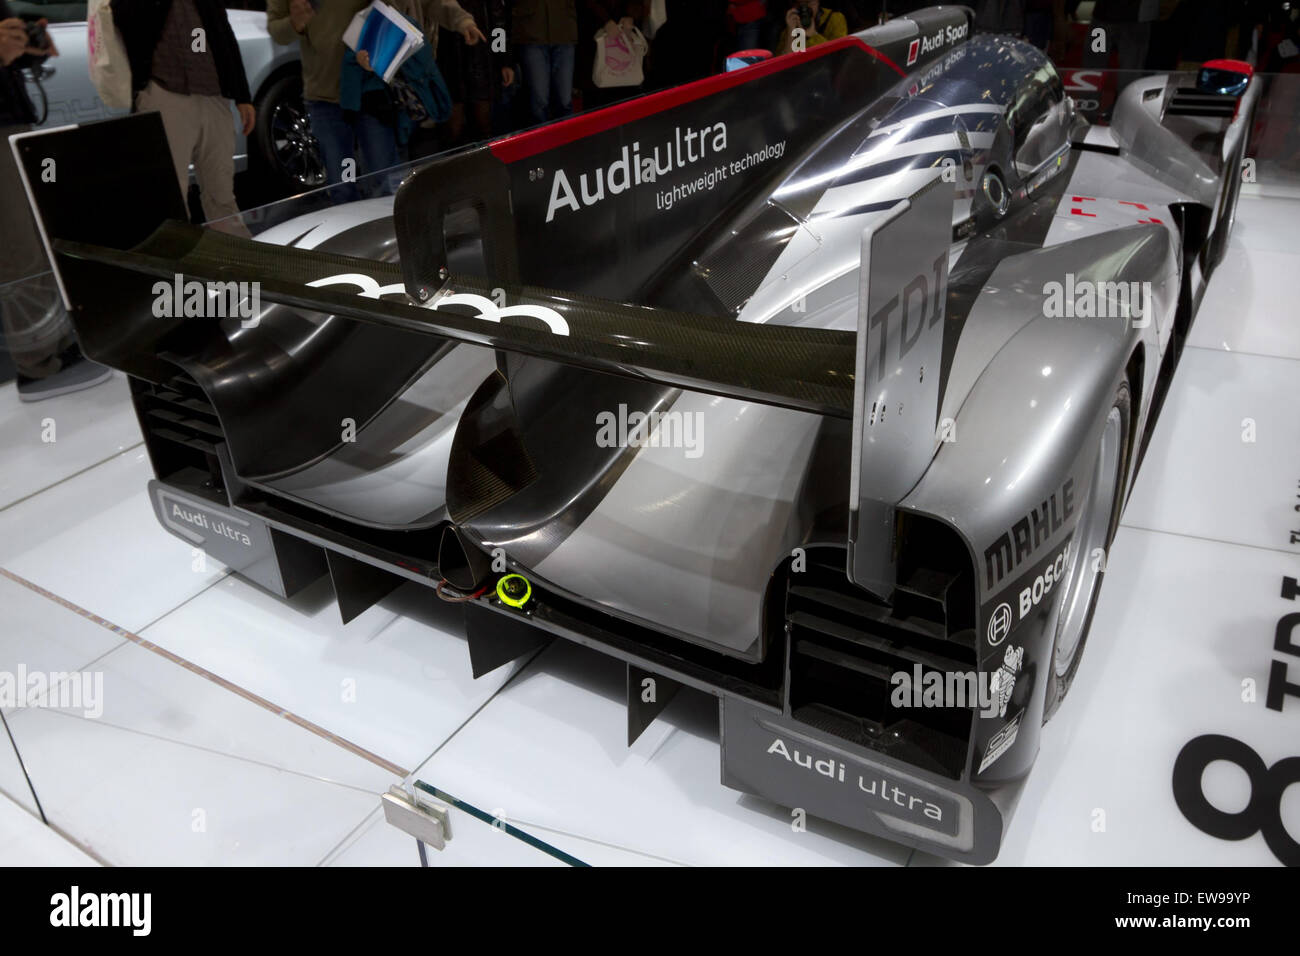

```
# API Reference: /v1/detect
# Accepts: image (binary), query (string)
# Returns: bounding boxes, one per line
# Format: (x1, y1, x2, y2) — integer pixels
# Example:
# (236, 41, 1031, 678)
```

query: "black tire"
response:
(1043, 379, 1131, 721)
(251, 72, 327, 197)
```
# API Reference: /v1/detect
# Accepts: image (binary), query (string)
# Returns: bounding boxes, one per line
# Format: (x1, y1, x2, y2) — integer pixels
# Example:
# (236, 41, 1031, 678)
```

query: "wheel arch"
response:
(1122, 341, 1145, 498)
(902, 310, 1136, 783)
(252, 60, 305, 106)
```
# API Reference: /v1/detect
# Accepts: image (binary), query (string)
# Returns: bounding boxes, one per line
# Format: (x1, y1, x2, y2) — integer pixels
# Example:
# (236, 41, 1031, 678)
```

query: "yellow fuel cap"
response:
(495, 573, 532, 609)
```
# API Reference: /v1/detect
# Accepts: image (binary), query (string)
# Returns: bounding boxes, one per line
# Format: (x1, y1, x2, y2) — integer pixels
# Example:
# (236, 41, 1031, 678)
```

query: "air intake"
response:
(1165, 88, 1237, 118)
(132, 374, 228, 504)
(783, 544, 977, 779)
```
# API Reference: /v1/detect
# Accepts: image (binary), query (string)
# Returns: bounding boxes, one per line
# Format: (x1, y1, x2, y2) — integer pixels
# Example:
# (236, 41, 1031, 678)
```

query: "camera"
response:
(798, 6, 813, 28)
(23, 18, 49, 51)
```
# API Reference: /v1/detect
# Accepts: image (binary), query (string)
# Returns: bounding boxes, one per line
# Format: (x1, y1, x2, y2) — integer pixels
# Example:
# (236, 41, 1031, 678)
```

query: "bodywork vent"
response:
(1165, 88, 1237, 117)
(132, 374, 228, 503)
(783, 544, 977, 779)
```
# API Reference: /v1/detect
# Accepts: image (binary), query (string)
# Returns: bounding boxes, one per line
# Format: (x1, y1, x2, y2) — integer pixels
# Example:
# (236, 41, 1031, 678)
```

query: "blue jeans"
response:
(305, 100, 400, 201)
(518, 44, 575, 125)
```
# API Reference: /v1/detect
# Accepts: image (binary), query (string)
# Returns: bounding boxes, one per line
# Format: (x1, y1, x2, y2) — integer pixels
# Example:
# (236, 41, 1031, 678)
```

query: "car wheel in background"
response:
(252, 72, 326, 197)
(981, 168, 1010, 219)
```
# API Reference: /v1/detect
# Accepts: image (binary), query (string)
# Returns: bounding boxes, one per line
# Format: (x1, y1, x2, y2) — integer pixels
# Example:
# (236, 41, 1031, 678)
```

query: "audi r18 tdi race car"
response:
(14, 4, 1257, 863)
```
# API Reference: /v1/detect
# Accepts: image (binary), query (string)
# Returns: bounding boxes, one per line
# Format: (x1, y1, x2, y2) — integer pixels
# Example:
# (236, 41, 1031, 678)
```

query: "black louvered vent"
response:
(132, 375, 228, 503)
(783, 542, 977, 779)
(1166, 88, 1237, 117)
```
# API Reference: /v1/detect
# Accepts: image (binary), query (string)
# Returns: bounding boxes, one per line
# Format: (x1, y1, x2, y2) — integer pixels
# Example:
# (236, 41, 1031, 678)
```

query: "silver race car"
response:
(17, 5, 1257, 863)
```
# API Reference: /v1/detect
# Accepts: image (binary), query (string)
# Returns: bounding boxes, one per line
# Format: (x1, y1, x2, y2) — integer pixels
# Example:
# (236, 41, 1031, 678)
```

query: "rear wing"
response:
(15, 14, 959, 599)
(18, 3, 972, 418)
(53, 213, 858, 418)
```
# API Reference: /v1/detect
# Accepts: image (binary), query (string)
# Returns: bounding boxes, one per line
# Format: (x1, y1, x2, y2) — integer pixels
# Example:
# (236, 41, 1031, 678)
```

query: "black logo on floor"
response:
(1172, 734, 1298, 866)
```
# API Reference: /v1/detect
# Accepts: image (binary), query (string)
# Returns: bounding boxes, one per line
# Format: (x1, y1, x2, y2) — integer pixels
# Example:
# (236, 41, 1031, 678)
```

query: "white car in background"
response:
(13, 0, 325, 193)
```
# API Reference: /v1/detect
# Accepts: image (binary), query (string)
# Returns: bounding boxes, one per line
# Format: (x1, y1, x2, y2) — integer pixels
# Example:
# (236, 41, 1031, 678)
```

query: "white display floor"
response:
(1, 188, 1297, 867)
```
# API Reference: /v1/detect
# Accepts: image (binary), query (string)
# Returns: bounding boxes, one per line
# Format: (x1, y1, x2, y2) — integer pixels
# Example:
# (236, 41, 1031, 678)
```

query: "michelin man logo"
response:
(989, 644, 1023, 718)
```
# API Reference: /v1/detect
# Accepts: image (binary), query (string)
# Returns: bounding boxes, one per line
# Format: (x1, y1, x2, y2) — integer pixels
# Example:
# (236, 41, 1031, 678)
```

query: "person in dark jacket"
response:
(111, 0, 255, 225)
(971, 0, 1026, 36)
(343, 6, 454, 152)
(1081, 0, 1156, 70)
(0, 5, 112, 400)
(438, 0, 513, 143)
(647, 0, 727, 88)
(513, 0, 579, 124)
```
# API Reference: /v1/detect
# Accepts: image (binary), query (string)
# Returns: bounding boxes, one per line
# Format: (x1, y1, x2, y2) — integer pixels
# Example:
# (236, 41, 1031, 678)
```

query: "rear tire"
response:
(1043, 380, 1131, 721)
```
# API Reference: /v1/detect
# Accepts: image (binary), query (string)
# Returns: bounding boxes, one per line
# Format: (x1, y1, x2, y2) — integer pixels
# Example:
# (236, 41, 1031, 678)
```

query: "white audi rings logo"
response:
(306, 273, 570, 336)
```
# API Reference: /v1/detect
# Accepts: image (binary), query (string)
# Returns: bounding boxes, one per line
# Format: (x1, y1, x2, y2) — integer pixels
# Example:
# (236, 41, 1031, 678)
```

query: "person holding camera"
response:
(775, 0, 845, 54)
(1, 5, 113, 400)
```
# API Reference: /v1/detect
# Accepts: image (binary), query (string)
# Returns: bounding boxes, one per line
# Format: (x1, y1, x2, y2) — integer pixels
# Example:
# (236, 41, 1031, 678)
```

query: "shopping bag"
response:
(87, 0, 132, 109)
(592, 25, 648, 88)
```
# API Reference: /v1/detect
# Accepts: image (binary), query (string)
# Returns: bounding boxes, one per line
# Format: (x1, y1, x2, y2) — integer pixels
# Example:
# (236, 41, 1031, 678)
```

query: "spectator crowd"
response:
(256, 0, 1294, 191)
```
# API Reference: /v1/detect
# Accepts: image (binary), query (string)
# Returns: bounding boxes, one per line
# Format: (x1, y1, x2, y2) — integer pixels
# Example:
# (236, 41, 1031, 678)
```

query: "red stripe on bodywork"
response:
(489, 37, 906, 164)
(1202, 58, 1253, 77)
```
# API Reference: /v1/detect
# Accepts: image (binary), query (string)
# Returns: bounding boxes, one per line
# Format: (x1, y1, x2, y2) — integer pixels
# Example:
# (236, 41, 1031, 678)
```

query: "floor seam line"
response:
(0, 567, 409, 780)
(1119, 522, 1300, 557)
(0, 441, 144, 515)
(29, 707, 388, 796)
(399, 644, 549, 786)
(132, 569, 234, 635)
(1183, 344, 1300, 363)
(0, 785, 111, 866)
(315, 806, 384, 867)
(502, 817, 692, 867)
